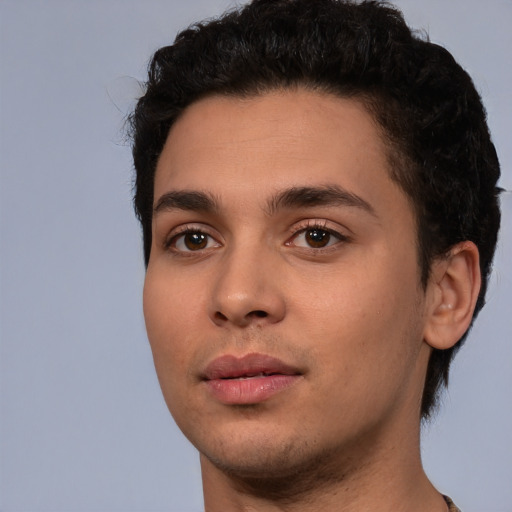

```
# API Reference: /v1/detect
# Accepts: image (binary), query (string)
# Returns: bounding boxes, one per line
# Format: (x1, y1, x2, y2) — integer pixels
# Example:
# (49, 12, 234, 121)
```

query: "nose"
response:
(209, 247, 286, 328)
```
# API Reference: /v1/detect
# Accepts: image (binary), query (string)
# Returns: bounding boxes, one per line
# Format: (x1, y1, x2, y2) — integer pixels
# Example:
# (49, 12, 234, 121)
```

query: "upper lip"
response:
(201, 353, 302, 380)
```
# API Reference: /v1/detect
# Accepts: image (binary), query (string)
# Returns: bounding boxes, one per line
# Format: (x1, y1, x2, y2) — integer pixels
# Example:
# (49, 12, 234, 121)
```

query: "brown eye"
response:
(304, 229, 331, 248)
(288, 224, 347, 250)
(171, 230, 220, 252)
(183, 232, 208, 250)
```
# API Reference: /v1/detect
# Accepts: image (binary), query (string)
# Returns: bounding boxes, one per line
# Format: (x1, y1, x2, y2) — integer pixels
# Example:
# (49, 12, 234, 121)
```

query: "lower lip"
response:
(205, 374, 301, 404)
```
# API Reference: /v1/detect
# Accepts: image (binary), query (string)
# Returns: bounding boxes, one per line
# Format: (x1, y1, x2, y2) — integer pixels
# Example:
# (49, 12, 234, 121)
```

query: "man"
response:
(130, 1, 501, 510)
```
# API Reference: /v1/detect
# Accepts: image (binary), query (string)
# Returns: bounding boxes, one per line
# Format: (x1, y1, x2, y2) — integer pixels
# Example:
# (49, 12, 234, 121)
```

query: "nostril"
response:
(212, 309, 270, 325)
(251, 310, 268, 318)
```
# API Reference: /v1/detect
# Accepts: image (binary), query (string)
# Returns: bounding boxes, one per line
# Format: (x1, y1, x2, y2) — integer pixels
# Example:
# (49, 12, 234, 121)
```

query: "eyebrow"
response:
(266, 185, 376, 217)
(153, 190, 219, 215)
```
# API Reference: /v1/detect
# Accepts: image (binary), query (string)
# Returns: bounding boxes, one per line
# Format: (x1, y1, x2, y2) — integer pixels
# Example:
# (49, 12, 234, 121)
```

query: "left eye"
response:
(291, 228, 344, 249)
(172, 231, 220, 252)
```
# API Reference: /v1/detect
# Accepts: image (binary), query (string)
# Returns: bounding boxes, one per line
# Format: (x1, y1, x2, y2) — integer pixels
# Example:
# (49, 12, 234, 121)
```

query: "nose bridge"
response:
(210, 237, 285, 326)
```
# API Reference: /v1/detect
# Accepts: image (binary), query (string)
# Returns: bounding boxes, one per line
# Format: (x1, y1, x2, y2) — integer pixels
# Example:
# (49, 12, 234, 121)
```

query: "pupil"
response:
(185, 232, 207, 250)
(306, 229, 330, 248)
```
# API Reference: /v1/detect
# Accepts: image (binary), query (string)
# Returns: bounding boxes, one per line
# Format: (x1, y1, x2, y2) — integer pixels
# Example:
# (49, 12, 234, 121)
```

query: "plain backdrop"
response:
(1, 1, 511, 511)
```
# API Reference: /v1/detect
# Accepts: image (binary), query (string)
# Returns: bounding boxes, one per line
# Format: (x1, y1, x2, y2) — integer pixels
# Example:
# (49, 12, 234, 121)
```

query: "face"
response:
(143, 89, 433, 480)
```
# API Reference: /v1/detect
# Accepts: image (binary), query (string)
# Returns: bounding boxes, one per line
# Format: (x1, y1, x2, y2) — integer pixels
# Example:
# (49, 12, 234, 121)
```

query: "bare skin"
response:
(143, 89, 480, 511)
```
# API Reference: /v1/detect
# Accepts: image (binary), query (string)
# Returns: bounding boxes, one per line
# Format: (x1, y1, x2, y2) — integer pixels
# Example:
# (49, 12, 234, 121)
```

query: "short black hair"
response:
(130, 0, 501, 419)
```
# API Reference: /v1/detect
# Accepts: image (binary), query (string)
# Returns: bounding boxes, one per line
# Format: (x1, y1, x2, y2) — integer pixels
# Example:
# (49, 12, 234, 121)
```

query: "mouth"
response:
(201, 353, 303, 405)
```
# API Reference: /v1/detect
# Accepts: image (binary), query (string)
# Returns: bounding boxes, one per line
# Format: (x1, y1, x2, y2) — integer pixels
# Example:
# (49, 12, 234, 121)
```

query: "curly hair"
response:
(130, 0, 501, 419)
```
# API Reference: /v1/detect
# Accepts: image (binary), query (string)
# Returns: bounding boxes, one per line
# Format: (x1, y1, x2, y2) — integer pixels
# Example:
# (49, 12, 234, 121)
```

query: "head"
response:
(131, 0, 500, 420)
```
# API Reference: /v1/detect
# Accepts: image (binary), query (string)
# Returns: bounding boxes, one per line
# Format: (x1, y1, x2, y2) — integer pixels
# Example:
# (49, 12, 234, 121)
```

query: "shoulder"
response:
(444, 495, 462, 512)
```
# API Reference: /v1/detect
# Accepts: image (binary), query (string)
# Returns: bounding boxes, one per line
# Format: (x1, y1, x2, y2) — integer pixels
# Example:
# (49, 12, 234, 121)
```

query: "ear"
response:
(423, 241, 481, 350)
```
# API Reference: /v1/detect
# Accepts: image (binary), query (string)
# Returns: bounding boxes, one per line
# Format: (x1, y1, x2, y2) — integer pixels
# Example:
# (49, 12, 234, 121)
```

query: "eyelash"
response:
(164, 220, 349, 254)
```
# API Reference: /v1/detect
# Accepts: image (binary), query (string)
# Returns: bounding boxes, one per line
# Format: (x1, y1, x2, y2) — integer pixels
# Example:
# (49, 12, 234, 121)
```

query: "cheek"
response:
(294, 256, 423, 370)
(143, 269, 198, 377)
(144, 262, 206, 330)
(142, 273, 198, 422)
(293, 263, 401, 327)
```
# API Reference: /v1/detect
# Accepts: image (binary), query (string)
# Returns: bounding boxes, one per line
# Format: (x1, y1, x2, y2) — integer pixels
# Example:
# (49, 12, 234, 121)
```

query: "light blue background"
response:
(1, 1, 510, 510)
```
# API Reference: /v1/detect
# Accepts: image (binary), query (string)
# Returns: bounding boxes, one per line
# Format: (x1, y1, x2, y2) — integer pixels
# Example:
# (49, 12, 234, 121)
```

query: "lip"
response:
(201, 353, 303, 405)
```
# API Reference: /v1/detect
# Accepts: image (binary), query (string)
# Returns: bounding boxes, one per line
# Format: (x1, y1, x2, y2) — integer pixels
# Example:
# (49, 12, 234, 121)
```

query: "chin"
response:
(199, 424, 336, 474)
(176, 404, 306, 475)
(200, 435, 349, 501)
(207, 439, 300, 477)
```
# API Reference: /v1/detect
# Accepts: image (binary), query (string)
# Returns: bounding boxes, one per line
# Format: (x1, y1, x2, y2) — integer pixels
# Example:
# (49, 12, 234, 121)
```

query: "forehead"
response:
(154, 89, 405, 218)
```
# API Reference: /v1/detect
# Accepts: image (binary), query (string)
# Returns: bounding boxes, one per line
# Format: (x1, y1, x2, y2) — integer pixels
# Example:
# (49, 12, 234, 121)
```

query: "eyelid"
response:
(288, 218, 350, 237)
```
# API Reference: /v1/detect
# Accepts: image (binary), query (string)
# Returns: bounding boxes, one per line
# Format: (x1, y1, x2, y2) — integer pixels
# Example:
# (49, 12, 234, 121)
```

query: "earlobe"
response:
(423, 241, 481, 350)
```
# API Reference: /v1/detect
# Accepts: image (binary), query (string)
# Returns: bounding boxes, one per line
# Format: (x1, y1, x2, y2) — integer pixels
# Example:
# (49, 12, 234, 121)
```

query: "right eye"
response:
(169, 230, 221, 252)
